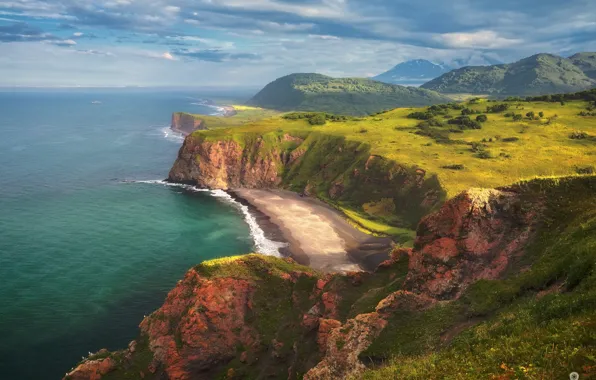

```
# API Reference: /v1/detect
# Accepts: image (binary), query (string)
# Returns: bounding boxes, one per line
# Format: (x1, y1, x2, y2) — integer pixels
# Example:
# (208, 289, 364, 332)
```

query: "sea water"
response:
(0, 89, 280, 379)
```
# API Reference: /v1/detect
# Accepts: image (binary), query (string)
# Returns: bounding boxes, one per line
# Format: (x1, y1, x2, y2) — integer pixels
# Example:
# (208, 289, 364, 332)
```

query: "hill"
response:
(372, 59, 450, 85)
(421, 53, 596, 96)
(570, 52, 596, 79)
(246, 73, 452, 115)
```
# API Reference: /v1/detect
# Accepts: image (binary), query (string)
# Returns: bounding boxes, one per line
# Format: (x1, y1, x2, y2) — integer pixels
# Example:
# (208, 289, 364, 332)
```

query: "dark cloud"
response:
(172, 48, 260, 62)
(0, 22, 49, 42)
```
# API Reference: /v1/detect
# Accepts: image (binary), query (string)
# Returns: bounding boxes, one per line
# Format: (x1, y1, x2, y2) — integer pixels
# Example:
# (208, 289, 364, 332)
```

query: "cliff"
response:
(64, 176, 596, 379)
(169, 131, 446, 230)
(171, 113, 206, 136)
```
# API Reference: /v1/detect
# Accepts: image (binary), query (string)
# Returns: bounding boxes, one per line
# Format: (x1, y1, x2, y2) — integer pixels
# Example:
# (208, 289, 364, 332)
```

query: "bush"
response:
(448, 116, 482, 130)
(441, 164, 465, 170)
(308, 113, 327, 125)
(575, 166, 595, 174)
(476, 115, 488, 122)
(358, 128, 368, 133)
(526, 111, 535, 119)
(476, 150, 493, 159)
(569, 131, 589, 139)
(538, 111, 544, 118)
(486, 104, 510, 113)
(502, 137, 520, 142)
(513, 114, 523, 121)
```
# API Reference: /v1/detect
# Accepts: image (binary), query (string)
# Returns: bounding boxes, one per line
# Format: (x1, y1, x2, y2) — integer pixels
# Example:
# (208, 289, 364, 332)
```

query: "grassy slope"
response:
(246, 73, 452, 116)
(362, 176, 596, 379)
(422, 53, 596, 96)
(191, 98, 596, 238)
(176, 105, 279, 129)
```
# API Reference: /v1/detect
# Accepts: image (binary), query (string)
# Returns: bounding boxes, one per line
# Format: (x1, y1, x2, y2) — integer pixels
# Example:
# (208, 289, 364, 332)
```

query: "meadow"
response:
(188, 96, 596, 238)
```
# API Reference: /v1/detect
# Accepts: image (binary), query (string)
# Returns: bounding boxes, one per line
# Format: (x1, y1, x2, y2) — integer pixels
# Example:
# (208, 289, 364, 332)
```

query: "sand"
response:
(232, 189, 394, 273)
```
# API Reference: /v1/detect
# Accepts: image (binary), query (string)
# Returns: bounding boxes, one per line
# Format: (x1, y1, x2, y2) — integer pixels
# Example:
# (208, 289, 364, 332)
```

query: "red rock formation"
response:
(139, 270, 259, 379)
(168, 136, 284, 189)
(405, 188, 539, 299)
(171, 113, 206, 136)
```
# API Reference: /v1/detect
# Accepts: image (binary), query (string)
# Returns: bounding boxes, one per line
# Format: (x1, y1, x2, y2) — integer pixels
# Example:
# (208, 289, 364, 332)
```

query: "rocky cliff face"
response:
(171, 113, 206, 136)
(169, 131, 446, 228)
(65, 180, 548, 380)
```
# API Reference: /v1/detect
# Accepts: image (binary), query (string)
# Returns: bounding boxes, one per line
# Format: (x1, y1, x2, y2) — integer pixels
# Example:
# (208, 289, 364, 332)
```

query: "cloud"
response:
(434, 30, 523, 49)
(161, 52, 175, 60)
(172, 48, 260, 62)
(0, 22, 50, 42)
(50, 38, 76, 46)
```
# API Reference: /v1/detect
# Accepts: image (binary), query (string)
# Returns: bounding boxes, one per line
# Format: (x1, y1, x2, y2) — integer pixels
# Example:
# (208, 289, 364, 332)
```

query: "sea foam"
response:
(131, 180, 287, 256)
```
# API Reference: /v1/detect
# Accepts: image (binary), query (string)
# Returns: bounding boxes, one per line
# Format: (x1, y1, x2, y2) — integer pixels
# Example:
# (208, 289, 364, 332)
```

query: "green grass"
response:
(175, 105, 279, 130)
(188, 98, 596, 238)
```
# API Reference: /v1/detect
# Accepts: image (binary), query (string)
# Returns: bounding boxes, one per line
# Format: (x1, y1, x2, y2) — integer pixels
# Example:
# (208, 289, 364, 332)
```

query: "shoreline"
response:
(231, 189, 394, 273)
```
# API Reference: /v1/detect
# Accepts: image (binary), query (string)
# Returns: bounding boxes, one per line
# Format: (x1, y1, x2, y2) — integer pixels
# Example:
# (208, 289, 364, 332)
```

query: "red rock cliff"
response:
(171, 113, 206, 136)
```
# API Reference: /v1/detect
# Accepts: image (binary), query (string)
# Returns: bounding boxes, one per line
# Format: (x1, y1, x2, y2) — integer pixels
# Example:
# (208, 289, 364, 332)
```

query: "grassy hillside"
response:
(571, 52, 596, 80)
(363, 176, 596, 379)
(191, 92, 596, 238)
(246, 73, 452, 116)
(422, 53, 596, 96)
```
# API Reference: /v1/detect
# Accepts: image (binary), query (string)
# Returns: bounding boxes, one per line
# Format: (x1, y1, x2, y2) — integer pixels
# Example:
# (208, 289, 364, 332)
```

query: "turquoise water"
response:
(0, 90, 262, 379)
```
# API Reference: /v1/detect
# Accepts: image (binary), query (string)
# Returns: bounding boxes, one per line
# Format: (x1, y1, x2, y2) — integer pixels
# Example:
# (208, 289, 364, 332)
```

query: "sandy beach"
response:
(232, 189, 394, 273)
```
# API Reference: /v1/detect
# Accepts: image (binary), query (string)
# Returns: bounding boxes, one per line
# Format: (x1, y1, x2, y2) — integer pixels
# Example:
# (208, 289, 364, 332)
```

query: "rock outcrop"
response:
(168, 131, 446, 228)
(405, 188, 539, 299)
(169, 135, 285, 189)
(171, 113, 206, 136)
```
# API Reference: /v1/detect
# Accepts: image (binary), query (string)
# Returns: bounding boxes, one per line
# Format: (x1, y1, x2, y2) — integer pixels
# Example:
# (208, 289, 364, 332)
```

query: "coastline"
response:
(231, 189, 394, 273)
(170, 104, 237, 136)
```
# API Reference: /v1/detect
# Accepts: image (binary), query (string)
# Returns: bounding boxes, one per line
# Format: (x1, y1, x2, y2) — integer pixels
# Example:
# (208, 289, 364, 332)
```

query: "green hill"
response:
(570, 52, 596, 80)
(246, 73, 452, 116)
(421, 53, 596, 96)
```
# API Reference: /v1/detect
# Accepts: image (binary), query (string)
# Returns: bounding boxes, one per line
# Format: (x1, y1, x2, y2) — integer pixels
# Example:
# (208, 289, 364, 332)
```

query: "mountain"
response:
(421, 53, 596, 96)
(246, 73, 452, 115)
(373, 59, 450, 85)
(570, 52, 596, 80)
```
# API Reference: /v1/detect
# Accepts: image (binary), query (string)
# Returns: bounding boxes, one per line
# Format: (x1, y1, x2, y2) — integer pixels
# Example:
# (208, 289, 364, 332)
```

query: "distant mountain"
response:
(570, 52, 596, 80)
(247, 73, 451, 116)
(373, 60, 450, 85)
(421, 53, 596, 96)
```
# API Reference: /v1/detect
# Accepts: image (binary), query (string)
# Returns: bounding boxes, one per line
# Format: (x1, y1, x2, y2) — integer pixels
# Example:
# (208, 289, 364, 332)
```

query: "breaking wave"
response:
(130, 180, 287, 256)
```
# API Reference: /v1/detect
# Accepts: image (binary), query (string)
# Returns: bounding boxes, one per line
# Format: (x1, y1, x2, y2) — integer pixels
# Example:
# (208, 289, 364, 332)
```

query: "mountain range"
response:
(246, 73, 451, 116)
(372, 60, 451, 85)
(421, 53, 596, 96)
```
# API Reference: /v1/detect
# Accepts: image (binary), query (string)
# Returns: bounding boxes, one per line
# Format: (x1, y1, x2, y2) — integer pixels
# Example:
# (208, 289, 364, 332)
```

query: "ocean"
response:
(0, 89, 280, 379)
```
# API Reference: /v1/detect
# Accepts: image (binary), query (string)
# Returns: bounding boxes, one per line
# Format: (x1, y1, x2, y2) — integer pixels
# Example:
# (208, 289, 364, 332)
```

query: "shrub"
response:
(476, 150, 493, 159)
(441, 164, 465, 170)
(575, 166, 595, 174)
(504, 112, 515, 117)
(358, 128, 368, 133)
(538, 111, 544, 118)
(513, 114, 523, 121)
(448, 116, 482, 130)
(486, 104, 509, 113)
(502, 137, 520, 142)
(407, 111, 436, 120)
(308, 113, 327, 125)
(526, 111, 535, 119)
(476, 115, 488, 122)
(569, 131, 589, 139)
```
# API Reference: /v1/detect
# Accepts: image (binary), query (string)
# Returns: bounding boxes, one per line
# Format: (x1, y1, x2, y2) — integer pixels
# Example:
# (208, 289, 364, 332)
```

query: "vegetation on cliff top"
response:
(190, 92, 596, 237)
(246, 73, 452, 116)
(174, 105, 279, 130)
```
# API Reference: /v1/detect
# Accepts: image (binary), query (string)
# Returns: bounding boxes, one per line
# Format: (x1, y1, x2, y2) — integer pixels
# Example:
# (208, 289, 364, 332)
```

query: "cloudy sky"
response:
(0, 0, 595, 87)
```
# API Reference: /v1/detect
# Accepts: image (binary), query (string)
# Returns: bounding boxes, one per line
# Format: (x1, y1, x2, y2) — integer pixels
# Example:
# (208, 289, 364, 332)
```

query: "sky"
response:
(0, 0, 595, 87)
